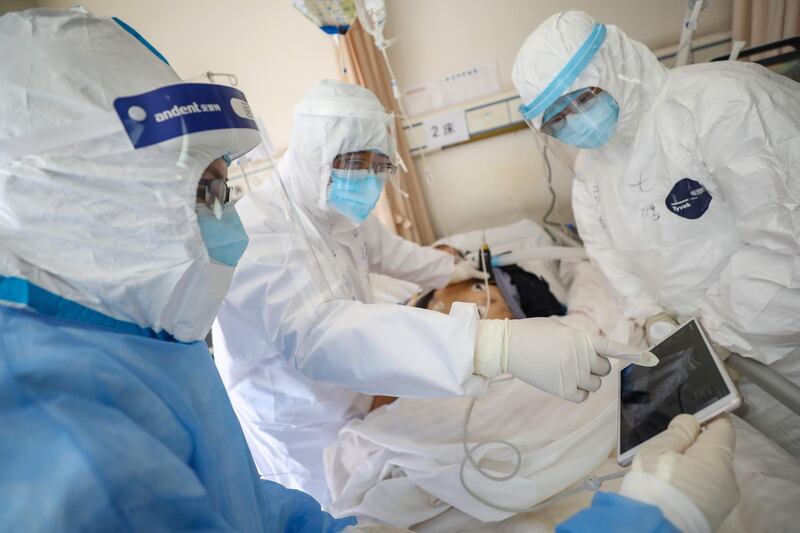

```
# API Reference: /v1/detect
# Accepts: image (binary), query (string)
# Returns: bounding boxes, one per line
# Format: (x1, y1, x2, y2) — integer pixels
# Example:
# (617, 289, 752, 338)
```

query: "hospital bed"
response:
(327, 219, 800, 532)
(711, 36, 800, 83)
(727, 353, 800, 418)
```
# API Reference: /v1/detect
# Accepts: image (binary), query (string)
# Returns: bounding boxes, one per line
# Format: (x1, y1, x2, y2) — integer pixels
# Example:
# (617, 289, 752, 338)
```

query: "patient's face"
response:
(427, 244, 514, 319)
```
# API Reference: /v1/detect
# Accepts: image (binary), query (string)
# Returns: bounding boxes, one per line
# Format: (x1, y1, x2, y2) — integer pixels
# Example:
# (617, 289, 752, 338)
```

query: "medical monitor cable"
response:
(542, 137, 579, 244)
(480, 237, 491, 319)
(528, 128, 582, 246)
(530, 130, 568, 244)
(541, 140, 560, 235)
(459, 378, 629, 514)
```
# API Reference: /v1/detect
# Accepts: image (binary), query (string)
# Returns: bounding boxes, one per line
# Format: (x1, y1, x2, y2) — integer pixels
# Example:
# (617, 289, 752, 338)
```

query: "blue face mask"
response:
(196, 204, 249, 267)
(327, 169, 385, 225)
(548, 91, 619, 149)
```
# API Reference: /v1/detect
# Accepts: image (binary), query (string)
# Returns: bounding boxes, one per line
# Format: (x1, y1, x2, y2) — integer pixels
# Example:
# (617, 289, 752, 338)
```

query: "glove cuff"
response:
(620, 471, 710, 533)
(474, 319, 509, 378)
(644, 312, 678, 345)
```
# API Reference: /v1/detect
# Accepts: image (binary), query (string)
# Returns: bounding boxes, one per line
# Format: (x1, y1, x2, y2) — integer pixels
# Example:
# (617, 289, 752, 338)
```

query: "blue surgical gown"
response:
(557, 492, 681, 533)
(0, 276, 355, 532)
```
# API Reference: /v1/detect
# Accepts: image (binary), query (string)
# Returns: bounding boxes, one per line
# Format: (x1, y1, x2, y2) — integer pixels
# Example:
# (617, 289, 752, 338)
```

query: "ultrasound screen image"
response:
(619, 320, 731, 454)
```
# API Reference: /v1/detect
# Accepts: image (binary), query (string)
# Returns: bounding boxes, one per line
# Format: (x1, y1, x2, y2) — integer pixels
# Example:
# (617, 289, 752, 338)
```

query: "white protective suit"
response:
(513, 11, 800, 454)
(212, 80, 486, 504)
(0, 8, 259, 343)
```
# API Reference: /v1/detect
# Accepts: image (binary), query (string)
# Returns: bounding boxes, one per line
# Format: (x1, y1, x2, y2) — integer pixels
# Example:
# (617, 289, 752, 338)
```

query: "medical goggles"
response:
(0, 82, 261, 178)
(332, 150, 397, 180)
(539, 86, 609, 136)
(518, 23, 607, 130)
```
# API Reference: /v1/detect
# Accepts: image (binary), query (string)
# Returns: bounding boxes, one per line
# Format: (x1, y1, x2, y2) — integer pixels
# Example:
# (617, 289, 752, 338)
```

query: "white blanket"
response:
(325, 376, 800, 531)
(406, 416, 800, 533)
(325, 373, 621, 527)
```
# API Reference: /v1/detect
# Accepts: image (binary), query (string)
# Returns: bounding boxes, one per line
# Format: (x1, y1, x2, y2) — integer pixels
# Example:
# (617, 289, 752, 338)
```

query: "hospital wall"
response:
(384, 0, 733, 238)
(32, 0, 342, 153)
(2, 0, 36, 12)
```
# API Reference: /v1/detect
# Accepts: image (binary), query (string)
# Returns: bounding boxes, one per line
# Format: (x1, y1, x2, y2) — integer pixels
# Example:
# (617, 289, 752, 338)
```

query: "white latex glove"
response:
(448, 257, 490, 284)
(620, 414, 739, 533)
(645, 311, 679, 345)
(474, 318, 658, 402)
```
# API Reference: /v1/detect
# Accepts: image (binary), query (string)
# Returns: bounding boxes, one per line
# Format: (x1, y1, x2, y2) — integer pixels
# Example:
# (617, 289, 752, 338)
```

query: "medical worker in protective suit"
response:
(512, 11, 800, 456)
(212, 79, 659, 505)
(0, 8, 356, 532)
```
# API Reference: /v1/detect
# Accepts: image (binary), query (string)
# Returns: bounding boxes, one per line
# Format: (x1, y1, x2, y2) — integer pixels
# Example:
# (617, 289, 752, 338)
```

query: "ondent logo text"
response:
(154, 102, 222, 123)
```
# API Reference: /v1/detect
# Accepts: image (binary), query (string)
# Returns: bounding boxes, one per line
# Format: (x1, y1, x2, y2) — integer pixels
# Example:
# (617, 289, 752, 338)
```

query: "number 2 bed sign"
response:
(423, 109, 470, 150)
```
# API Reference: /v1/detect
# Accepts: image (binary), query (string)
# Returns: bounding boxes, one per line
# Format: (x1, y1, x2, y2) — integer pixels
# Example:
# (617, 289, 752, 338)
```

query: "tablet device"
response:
(617, 317, 740, 465)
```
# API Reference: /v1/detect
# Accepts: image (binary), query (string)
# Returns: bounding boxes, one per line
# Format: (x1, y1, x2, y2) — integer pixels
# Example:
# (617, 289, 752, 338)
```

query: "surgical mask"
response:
(543, 90, 619, 149)
(196, 204, 250, 267)
(327, 169, 385, 225)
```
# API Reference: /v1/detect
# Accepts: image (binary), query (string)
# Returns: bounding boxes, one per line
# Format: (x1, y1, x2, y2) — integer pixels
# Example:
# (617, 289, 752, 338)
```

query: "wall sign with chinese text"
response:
(423, 109, 469, 149)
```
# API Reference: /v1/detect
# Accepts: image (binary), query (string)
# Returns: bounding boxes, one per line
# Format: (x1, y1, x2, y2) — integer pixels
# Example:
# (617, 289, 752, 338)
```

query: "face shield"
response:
(272, 81, 400, 306)
(1, 82, 259, 171)
(538, 87, 619, 149)
(2, 81, 264, 267)
(327, 149, 397, 225)
(0, 80, 330, 340)
(518, 23, 619, 151)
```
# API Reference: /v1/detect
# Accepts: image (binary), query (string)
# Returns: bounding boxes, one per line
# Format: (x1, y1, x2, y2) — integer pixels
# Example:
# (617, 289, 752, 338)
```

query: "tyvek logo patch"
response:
(665, 178, 712, 219)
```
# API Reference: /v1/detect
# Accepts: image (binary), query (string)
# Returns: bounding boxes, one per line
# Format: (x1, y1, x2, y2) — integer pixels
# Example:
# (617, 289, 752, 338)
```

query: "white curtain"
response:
(733, 0, 800, 49)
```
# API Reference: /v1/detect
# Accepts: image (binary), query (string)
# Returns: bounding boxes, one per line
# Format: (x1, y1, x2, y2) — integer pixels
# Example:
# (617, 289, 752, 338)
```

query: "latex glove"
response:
(474, 318, 658, 402)
(620, 414, 739, 533)
(645, 311, 679, 345)
(448, 257, 490, 284)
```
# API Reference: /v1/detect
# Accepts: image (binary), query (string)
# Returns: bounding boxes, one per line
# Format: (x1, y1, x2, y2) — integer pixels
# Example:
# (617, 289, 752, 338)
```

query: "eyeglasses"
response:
(196, 158, 231, 213)
(541, 87, 605, 135)
(332, 151, 397, 179)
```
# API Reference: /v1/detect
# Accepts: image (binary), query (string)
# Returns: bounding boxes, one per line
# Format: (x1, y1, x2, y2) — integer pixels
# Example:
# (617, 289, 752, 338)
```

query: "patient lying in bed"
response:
(370, 244, 566, 411)
(328, 221, 800, 532)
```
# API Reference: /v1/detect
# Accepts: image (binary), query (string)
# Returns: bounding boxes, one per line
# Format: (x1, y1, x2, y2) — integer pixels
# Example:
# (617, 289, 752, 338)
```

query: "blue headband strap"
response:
(520, 23, 607, 121)
(112, 16, 170, 66)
